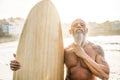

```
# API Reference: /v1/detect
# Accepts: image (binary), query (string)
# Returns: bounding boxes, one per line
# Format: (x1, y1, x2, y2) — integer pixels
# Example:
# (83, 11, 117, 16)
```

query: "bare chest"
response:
(65, 48, 96, 67)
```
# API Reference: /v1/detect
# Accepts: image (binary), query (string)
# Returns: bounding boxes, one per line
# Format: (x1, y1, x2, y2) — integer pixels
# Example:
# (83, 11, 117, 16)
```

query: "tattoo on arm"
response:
(93, 45, 105, 57)
(94, 45, 108, 65)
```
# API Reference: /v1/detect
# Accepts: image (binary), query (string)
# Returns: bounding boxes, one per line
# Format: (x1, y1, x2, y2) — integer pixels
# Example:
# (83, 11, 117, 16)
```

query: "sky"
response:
(0, 0, 120, 23)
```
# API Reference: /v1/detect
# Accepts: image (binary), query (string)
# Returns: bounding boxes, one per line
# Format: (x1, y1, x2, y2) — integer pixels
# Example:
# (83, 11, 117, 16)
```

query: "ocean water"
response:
(88, 35, 120, 52)
(64, 35, 120, 52)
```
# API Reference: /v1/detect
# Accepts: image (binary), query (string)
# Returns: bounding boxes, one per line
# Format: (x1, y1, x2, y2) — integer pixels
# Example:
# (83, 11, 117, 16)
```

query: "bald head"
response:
(70, 18, 87, 34)
(71, 18, 86, 28)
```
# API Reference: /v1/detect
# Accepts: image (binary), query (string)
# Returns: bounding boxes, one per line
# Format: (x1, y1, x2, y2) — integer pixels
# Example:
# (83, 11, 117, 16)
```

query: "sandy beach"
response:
(0, 39, 120, 80)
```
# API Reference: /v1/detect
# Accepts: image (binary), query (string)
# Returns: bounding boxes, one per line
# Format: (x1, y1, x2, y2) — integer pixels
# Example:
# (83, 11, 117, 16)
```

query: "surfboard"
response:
(13, 0, 64, 80)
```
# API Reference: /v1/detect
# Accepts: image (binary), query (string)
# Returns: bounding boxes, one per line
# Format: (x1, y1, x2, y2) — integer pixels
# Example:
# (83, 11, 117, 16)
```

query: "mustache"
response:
(74, 30, 85, 35)
(74, 28, 85, 34)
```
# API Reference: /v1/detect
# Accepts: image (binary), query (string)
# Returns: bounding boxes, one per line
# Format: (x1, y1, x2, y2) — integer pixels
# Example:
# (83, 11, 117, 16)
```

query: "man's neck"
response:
(73, 40, 88, 47)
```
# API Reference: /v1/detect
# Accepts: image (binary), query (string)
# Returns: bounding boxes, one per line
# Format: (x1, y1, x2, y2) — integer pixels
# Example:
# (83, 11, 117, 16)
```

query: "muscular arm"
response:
(75, 45, 110, 80)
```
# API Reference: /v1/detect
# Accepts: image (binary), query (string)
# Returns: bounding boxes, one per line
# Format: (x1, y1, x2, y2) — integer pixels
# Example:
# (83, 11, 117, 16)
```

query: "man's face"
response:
(71, 21, 86, 34)
(70, 19, 87, 45)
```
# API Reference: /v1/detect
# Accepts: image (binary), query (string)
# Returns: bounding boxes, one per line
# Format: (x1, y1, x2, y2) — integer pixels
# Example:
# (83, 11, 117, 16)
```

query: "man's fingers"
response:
(11, 67, 20, 71)
(10, 64, 21, 71)
(10, 61, 21, 67)
(10, 60, 21, 71)
(11, 65, 21, 69)
(10, 60, 19, 64)
(10, 63, 21, 66)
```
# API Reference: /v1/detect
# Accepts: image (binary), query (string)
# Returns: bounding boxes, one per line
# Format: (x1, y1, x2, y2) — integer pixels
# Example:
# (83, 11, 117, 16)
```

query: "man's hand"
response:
(10, 54, 21, 71)
(10, 60, 21, 71)
(73, 45, 86, 58)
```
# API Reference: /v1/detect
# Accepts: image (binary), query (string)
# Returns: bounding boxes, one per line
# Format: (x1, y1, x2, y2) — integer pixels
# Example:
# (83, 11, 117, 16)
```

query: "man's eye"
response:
(81, 24, 83, 26)
(81, 24, 85, 27)
(73, 24, 77, 27)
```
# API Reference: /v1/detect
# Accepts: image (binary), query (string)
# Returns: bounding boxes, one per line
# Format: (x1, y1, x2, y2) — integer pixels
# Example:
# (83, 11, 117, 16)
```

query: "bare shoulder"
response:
(64, 44, 73, 53)
(64, 44, 74, 62)
(91, 43, 105, 57)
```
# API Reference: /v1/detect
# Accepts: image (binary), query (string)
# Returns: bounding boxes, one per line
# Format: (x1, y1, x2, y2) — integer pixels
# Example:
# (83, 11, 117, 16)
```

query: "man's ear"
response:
(69, 29, 72, 34)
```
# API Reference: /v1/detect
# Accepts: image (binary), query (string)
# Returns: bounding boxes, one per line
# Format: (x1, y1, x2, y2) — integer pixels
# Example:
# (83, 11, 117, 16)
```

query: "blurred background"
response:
(0, 0, 120, 80)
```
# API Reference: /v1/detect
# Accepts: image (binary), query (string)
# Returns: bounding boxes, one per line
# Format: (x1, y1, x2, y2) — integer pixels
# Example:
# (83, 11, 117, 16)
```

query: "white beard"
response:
(73, 32, 86, 46)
